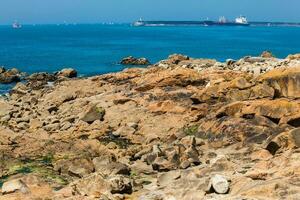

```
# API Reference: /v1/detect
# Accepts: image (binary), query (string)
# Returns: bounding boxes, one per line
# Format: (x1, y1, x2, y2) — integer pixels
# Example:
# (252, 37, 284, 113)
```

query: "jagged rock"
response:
(108, 175, 132, 194)
(258, 66, 300, 98)
(280, 113, 300, 127)
(266, 128, 300, 155)
(1, 179, 29, 194)
(120, 56, 150, 65)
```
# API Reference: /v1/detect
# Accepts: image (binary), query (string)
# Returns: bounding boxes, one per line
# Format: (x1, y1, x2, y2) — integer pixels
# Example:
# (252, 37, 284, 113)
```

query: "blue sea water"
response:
(1, 24, 300, 93)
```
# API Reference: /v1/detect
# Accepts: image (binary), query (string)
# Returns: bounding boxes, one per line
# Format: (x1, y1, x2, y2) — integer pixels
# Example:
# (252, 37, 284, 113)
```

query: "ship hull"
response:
(133, 21, 250, 27)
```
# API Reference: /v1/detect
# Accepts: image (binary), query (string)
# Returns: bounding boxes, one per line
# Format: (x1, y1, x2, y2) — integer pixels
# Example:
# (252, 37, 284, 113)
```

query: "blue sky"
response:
(0, 0, 299, 24)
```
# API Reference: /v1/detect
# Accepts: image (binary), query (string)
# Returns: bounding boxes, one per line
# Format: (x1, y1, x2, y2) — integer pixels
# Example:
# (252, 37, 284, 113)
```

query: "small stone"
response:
(209, 174, 230, 194)
(180, 160, 191, 169)
(127, 122, 138, 130)
(108, 175, 132, 194)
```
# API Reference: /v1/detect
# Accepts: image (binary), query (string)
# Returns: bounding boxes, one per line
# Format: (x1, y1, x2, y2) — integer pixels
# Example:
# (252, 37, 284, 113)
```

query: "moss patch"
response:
(183, 124, 199, 136)
(0, 156, 69, 188)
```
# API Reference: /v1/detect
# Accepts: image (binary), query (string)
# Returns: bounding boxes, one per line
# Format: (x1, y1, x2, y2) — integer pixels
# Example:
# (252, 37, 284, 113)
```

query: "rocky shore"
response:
(1, 52, 300, 199)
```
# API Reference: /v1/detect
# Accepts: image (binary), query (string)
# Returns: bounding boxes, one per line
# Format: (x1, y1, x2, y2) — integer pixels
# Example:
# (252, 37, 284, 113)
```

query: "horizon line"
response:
(1, 20, 300, 26)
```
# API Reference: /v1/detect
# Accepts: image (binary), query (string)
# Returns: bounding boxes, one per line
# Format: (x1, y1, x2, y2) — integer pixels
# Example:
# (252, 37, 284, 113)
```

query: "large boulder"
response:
(80, 105, 106, 124)
(287, 53, 300, 60)
(26, 72, 57, 90)
(217, 99, 300, 120)
(0, 66, 6, 74)
(120, 56, 150, 65)
(258, 66, 300, 98)
(261, 51, 274, 58)
(27, 72, 56, 82)
(72, 173, 132, 198)
(56, 68, 77, 78)
(0, 68, 21, 84)
(1, 179, 29, 194)
(73, 173, 111, 198)
(168, 54, 189, 64)
(92, 157, 130, 176)
(266, 128, 300, 155)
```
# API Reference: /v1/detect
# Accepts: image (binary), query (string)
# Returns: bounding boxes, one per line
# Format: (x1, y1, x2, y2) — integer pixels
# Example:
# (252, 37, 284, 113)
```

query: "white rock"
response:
(210, 174, 229, 194)
(1, 179, 29, 194)
(252, 67, 261, 77)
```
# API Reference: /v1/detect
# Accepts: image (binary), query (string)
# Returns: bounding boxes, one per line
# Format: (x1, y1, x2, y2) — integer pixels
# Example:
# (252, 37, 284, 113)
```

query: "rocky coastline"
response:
(1, 52, 300, 199)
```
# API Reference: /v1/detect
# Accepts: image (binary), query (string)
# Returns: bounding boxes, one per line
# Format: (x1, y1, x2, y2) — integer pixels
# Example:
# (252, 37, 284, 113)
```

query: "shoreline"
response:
(1, 51, 299, 95)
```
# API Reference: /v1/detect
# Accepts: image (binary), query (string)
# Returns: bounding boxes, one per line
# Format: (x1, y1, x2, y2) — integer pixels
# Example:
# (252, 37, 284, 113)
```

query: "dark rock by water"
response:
(120, 56, 150, 65)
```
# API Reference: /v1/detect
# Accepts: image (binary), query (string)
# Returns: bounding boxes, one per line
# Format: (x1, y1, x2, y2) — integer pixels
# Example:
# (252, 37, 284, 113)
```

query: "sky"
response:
(0, 0, 299, 24)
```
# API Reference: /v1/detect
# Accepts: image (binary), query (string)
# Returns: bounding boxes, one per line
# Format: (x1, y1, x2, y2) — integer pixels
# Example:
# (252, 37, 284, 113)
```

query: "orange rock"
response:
(258, 66, 300, 98)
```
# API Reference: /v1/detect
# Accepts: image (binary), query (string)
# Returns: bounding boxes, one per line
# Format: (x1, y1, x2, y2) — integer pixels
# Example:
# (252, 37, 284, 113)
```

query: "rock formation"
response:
(1, 54, 300, 199)
(120, 56, 150, 65)
(0, 68, 23, 84)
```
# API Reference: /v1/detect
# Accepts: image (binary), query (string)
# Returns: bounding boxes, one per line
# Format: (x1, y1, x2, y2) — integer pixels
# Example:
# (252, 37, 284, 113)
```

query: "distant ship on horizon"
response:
(12, 21, 22, 29)
(133, 17, 300, 27)
(133, 16, 250, 27)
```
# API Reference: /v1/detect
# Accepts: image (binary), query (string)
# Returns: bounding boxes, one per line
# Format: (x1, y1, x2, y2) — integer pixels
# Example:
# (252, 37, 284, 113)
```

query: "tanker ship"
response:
(133, 16, 250, 27)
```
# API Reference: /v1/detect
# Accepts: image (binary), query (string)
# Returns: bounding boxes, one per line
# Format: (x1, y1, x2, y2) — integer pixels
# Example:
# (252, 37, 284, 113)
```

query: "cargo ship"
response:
(133, 16, 250, 27)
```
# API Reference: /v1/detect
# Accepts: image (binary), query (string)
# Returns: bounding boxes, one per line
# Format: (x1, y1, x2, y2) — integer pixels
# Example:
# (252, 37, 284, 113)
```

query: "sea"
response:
(1, 24, 300, 94)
